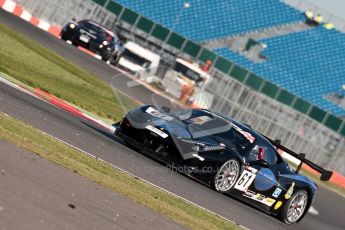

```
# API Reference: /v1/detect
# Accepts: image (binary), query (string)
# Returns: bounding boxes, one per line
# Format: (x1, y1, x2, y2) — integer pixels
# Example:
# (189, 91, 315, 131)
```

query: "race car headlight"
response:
(102, 40, 108, 46)
(69, 23, 76, 29)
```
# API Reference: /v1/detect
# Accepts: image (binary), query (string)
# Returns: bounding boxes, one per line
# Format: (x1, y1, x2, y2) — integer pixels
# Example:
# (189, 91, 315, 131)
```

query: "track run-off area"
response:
(1, 8, 345, 230)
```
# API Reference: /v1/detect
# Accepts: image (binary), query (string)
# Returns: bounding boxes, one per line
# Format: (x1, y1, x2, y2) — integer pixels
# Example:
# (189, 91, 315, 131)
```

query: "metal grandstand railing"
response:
(13, 0, 345, 175)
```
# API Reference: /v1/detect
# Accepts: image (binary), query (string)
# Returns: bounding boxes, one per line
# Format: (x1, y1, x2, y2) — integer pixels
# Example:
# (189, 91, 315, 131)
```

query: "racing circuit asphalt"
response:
(0, 140, 186, 230)
(1, 9, 345, 230)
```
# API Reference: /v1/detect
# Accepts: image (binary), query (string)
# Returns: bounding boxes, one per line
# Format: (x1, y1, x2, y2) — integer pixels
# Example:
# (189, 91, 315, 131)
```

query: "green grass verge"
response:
(0, 112, 242, 230)
(0, 22, 138, 121)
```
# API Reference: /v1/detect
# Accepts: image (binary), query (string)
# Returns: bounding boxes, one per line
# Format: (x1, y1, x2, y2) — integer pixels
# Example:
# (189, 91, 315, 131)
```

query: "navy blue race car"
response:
(114, 105, 333, 224)
(60, 19, 120, 61)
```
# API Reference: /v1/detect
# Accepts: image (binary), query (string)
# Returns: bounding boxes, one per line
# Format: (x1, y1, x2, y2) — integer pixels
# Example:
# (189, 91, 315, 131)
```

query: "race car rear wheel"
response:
(280, 189, 308, 224)
(101, 55, 110, 62)
(213, 159, 240, 193)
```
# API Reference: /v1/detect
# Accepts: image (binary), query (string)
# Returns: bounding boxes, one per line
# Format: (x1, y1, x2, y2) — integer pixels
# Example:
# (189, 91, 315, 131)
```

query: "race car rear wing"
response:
(267, 138, 333, 181)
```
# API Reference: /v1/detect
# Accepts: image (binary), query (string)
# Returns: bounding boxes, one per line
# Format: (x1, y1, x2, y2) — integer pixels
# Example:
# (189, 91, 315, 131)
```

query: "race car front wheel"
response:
(280, 189, 308, 224)
(60, 33, 67, 41)
(213, 159, 240, 193)
(101, 55, 110, 62)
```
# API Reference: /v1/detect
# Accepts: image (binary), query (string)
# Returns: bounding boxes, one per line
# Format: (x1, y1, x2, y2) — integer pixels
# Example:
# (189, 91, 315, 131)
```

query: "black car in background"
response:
(60, 19, 119, 61)
(114, 105, 333, 224)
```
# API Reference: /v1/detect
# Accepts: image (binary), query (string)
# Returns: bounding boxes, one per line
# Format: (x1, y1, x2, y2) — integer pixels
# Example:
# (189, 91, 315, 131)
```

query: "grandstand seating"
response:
(116, 0, 304, 42)
(116, 0, 345, 117)
(214, 26, 345, 116)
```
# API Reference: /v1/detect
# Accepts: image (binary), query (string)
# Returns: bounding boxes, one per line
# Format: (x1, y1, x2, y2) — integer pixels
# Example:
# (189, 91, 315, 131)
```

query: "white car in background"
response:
(111, 41, 161, 77)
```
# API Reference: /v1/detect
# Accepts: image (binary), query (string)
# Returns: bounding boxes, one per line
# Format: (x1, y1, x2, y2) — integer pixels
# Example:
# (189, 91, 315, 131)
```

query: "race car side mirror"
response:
(250, 159, 269, 168)
(160, 106, 171, 113)
(273, 139, 281, 150)
(299, 153, 306, 159)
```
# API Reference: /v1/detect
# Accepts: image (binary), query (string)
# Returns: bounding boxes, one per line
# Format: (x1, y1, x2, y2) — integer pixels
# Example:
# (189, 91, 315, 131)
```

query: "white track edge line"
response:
(35, 127, 249, 229)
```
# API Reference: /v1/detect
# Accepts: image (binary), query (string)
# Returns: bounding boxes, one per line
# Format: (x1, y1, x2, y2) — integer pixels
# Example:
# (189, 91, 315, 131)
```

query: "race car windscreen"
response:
(79, 20, 103, 33)
(175, 110, 254, 154)
(78, 20, 109, 39)
(105, 33, 115, 43)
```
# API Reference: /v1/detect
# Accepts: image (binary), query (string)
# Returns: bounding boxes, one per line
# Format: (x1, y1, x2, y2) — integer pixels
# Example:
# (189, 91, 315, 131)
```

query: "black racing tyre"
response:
(123, 139, 138, 150)
(60, 33, 67, 41)
(101, 55, 110, 62)
(279, 189, 309, 224)
(212, 159, 240, 193)
(109, 55, 120, 65)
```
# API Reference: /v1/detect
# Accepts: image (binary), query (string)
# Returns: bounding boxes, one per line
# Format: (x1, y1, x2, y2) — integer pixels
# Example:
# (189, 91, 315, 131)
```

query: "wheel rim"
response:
(286, 192, 308, 223)
(215, 160, 239, 192)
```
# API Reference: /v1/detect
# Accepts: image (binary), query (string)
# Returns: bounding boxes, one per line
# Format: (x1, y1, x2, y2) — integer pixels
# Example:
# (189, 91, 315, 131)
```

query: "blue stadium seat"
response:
(116, 0, 345, 116)
(116, 0, 304, 42)
(214, 26, 345, 116)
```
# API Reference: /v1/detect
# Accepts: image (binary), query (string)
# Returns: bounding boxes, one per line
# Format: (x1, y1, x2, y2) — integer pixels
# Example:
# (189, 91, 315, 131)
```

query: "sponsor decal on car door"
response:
(236, 167, 283, 206)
